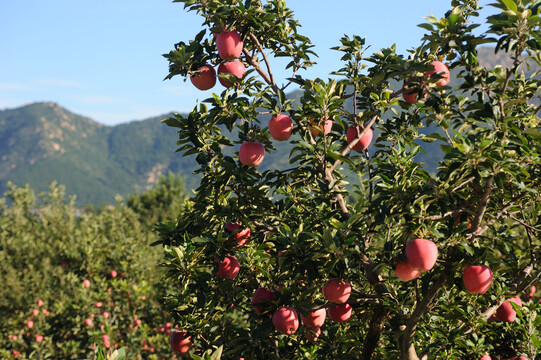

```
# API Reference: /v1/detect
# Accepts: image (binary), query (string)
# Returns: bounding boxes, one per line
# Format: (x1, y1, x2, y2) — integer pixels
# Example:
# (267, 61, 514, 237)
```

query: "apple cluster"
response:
(249, 278, 354, 342)
(190, 30, 245, 91)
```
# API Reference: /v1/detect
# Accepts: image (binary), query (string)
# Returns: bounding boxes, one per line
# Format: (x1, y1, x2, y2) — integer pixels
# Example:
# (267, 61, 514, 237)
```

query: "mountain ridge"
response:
(0, 102, 196, 205)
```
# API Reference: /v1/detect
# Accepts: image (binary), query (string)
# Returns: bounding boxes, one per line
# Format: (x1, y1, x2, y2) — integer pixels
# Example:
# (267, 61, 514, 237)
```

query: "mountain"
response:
(0, 102, 197, 205)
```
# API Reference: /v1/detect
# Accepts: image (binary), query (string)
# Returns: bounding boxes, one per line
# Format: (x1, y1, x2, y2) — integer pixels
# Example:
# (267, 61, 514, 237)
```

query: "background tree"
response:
(158, 0, 541, 359)
(0, 178, 186, 359)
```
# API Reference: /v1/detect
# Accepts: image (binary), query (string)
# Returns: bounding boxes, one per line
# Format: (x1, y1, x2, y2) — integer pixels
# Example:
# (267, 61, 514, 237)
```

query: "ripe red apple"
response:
(170, 330, 192, 354)
(462, 265, 493, 294)
(310, 119, 333, 136)
(424, 61, 450, 87)
(323, 279, 351, 304)
(110, 270, 117, 278)
(190, 65, 216, 91)
(239, 142, 265, 166)
(268, 114, 293, 141)
(218, 61, 246, 87)
(85, 318, 93, 326)
(327, 303, 352, 323)
(26, 320, 34, 329)
(346, 127, 373, 152)
(300, 308, 326, 327)
(83, 279, 90, 288)
(251, 288, 275, 315)
(394, 260, 421, 282)
(480, 355, 492, 360)
(35, 335, 43, 343)
(305, 326, 321, 342)
(405, 238, 438, 272)
(215, 255, 240, 280)
(402, 83, 427, 104)
(495, 297, 522, 322)
(36, 299, 43, 307)
(225, 222, 251, 247)
(272, 307, 299, 335)
(216, 31, 243, 60)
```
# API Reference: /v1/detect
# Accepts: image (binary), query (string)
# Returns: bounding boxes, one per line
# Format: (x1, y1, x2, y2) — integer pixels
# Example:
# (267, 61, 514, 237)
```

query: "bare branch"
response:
(242, 48, 279, 93)
(451, 176, 476, 193)
(248, 32, 278, 93)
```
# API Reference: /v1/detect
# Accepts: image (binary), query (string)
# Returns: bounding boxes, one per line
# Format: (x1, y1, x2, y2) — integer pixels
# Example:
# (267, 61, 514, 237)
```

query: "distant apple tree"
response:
(157, 0, 541, 359)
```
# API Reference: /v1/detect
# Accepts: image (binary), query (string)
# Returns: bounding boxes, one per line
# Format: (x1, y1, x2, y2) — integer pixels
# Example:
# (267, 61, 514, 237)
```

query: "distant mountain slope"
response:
(0, 102, 196, 205)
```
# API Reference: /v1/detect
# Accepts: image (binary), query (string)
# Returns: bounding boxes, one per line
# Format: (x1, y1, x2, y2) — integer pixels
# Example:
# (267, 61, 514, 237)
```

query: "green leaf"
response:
(209, 345, 223, 360)
(499, 0, 517, 12)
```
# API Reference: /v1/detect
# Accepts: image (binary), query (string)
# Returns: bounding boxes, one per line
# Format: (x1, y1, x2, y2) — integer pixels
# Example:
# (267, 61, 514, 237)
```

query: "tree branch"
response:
(468, 175, 495, 235)
(248, 32, 278, 92)
(242, 48, 279, 94)
(399, 263, 456, 360)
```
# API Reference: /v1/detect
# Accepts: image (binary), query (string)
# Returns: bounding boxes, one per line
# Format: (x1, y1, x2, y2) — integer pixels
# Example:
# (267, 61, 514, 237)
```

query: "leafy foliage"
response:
(0, 178, 186, 359)
(157, 0, 541, 359)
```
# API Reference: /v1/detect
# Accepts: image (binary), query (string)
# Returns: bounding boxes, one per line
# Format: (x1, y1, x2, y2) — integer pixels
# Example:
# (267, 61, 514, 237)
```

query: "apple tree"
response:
(157, 0, 541, 359)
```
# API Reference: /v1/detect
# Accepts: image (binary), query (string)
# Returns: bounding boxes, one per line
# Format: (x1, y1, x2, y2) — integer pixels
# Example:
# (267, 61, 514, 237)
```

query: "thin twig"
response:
(242, 48, 278, 93)
(451, 176, 476, 193)
(509, 215, 541, 232)
(248, 32, 278, 93)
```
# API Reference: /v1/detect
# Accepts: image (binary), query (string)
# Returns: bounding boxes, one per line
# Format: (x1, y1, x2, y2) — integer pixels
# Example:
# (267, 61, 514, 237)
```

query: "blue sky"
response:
(1, 1, 494, 125)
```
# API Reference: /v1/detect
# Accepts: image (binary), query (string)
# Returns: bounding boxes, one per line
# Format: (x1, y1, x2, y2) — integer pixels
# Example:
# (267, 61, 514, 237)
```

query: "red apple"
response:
(405, 238, 438, 272)
(310, 119, 333, 136)
(35, 335, 43, 343)
(480, 355, 492, 360)
(170, 330, 192, 354)
(216, 31, 243, 60)
(402, 83, 426, 104)
(110, 270, 117, 278)
(215, 255, 240, 280)
(327, 303, 352, 323)
(300, 308, 326, 327)
(26, 320, 33, 329)
(268, 114, 293, 141)
(272, 307, 299, 335)
(239, 142, 265, 166)
(36, 299, 43, 307)
(462, 265, 493, 294)
(509, 296, 523, 307)
(495, 297, 522, 322)
(425, 61, 450, 87)
(395, 260, 421, 282)
(225, 222, 251, 247)
(251, 288, 275, 315)
(218, 61, 246, 87)
(305, 326, 321, 342)
(190, 65, 216, 91)
(323, 279, 351, 304)
(346, 126, 373, 152)
(85, 318, 92, 326)
(83, 279, 90, 288)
